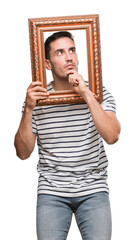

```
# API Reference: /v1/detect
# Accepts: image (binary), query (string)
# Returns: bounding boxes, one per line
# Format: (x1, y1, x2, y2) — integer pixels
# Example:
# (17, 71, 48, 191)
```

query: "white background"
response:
(44, 29, 88, 84)
(0, 0, 135, 239)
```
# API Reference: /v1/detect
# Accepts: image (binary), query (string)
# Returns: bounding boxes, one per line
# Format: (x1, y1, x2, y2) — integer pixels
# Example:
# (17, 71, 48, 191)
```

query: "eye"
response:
(69, 48, 76, 54)
(57, 50, 63, 56)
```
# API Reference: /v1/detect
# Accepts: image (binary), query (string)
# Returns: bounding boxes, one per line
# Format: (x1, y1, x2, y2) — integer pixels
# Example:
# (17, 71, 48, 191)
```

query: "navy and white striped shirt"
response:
(25, 83, 116, 197)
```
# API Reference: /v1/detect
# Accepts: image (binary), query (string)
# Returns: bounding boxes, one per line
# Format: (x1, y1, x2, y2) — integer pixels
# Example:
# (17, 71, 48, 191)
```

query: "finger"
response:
(29, 81, 42, 88)
(34, 86, 47, 92)
(68, 69, 78, 76)
(69, 76, 79, 85)
(73, 78, 79, 83)
(73, 81, 79, 86)
(33, 91, 49, 97)
(27, 89, 49, 102)
(29, 86, 47, 93)
(30, 93, 49, 102)
(35, 95, 49, 100)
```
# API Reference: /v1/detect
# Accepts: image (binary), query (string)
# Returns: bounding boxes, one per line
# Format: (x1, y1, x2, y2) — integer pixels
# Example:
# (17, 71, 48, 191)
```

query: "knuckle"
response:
(27, 88, 31, 95)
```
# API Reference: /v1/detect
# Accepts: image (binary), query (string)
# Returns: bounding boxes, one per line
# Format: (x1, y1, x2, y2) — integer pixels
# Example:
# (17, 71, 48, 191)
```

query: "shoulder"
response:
(101, 86, 116, 113)
(102, 86, 115, 101)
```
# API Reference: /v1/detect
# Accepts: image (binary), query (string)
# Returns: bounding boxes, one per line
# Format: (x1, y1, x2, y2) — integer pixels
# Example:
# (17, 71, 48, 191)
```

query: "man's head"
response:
(44, 31, 79, 80)
(45, 31, 75, 60)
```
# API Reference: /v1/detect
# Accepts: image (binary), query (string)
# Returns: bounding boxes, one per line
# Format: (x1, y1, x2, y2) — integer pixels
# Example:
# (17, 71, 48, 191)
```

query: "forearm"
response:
(14, 81, 49, 159)
(82, 88, 120, 144)
(14, 107, 36, 159)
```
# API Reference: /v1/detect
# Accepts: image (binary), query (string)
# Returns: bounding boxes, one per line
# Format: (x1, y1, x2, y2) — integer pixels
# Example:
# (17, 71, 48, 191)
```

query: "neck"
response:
(51, 76, 74, 91)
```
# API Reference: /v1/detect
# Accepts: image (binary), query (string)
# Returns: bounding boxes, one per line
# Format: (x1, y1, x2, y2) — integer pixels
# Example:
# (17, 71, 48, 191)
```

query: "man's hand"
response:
(68, 70, 88, 96)
(68, 70, 120, 144)
(25, 81, 49, 110)
(14, 81, 49, 160)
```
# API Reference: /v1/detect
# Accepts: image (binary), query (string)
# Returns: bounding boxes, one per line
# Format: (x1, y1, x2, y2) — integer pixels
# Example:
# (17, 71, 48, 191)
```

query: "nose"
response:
(65, 51, 72, 62)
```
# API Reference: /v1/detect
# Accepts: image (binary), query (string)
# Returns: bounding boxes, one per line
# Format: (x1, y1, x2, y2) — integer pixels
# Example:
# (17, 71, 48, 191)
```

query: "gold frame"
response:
(29, 14, 103, 105)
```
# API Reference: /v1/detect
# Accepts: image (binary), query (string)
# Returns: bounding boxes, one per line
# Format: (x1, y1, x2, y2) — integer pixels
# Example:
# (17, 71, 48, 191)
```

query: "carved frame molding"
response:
(29, 14, 103, 105)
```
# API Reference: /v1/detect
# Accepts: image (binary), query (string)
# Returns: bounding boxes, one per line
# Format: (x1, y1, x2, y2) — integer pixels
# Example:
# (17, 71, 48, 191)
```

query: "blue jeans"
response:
(36, 192, 112, 240)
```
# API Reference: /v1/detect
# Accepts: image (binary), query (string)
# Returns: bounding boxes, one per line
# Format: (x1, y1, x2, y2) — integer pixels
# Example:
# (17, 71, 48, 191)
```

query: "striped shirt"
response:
(23, 83, 116, 197)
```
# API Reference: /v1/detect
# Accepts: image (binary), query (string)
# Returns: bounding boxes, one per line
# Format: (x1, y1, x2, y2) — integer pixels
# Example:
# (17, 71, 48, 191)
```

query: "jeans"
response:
(36, 192, 112, 240)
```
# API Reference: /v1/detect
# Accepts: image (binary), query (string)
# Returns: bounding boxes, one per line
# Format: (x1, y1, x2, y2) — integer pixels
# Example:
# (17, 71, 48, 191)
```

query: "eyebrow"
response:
(54, 48, 64, 54)
(69, 47, 76, 51)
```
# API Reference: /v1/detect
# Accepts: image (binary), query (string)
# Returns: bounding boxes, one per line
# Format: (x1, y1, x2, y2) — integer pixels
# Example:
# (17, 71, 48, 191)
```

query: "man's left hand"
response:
(68, 70, 88, 96)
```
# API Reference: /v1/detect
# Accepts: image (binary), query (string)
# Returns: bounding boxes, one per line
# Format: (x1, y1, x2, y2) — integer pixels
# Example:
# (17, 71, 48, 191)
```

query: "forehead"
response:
(50, 37, 75, 51)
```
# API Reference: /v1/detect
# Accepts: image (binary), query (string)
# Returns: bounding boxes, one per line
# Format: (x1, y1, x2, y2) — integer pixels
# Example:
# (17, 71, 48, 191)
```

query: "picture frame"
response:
(28, 14, 103, 105)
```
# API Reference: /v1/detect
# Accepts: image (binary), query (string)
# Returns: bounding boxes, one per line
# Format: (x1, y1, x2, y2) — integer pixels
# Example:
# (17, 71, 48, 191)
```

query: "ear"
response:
(45, 59, 52, 70)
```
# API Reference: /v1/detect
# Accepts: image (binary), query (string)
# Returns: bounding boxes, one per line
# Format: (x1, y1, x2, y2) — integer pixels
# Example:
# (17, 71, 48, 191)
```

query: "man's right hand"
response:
(14, 81, 49, 160)
(25, 81, 49, 110)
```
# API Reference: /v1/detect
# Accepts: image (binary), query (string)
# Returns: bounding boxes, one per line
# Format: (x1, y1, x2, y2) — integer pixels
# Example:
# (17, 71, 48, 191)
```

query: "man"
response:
(14, 31, 120, 240)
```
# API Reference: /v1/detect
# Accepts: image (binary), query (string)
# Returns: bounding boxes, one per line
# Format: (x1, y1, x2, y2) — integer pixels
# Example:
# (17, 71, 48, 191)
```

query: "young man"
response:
(14, 31, 120, 240)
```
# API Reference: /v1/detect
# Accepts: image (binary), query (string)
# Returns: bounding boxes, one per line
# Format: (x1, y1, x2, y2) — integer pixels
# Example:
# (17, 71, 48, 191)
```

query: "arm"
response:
(14, 107, 36, 160)
(68, 71, 121, 144)
(14, 81, 49, 159)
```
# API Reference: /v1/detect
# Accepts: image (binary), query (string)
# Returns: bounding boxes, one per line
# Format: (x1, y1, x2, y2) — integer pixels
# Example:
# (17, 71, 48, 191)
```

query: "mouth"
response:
(65, 63, 75, 69)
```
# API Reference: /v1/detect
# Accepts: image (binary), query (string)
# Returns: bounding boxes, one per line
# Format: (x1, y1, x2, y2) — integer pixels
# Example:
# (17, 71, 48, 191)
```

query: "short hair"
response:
(45, 31, 74, 59)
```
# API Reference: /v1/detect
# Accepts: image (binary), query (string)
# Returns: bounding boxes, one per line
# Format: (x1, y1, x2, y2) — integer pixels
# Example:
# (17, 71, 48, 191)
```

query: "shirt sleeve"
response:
(100, 86, 116, 113)
(22, 101, 37, 135)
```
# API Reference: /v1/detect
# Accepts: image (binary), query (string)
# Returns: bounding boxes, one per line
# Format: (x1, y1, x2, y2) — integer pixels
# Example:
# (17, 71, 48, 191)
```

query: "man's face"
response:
(46, 37, 79, 79)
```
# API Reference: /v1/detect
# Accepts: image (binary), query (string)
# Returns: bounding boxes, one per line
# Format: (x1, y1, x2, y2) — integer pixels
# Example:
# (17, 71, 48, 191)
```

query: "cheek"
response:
(76, 56, 79, 64)
(52, 59, 65, 71)
(73, 54, 78, 65)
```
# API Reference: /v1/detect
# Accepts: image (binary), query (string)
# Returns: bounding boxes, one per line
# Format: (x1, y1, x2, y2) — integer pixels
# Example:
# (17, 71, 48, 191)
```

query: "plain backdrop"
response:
(0, 0, 135, 239)
(44, 29, 88, 85)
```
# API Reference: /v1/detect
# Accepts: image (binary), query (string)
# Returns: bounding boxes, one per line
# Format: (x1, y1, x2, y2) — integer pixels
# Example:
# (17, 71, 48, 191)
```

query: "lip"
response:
(65, 64, 75, 69)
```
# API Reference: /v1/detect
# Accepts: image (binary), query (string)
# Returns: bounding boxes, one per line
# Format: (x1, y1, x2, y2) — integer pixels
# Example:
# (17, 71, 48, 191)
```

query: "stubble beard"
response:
(52, 66, 78, 81)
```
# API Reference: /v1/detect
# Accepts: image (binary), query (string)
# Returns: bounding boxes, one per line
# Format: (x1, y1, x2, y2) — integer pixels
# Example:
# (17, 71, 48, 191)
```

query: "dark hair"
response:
(45, 31, 74, 59)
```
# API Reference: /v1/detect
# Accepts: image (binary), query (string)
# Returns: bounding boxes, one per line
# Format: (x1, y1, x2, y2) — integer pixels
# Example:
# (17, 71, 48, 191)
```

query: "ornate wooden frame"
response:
(29, 14, 103, 105)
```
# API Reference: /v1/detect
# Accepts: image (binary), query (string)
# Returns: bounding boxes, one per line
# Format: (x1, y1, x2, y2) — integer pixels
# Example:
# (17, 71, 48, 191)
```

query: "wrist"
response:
(81, 88, 93, 102)
(24, 104, 33, 115)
